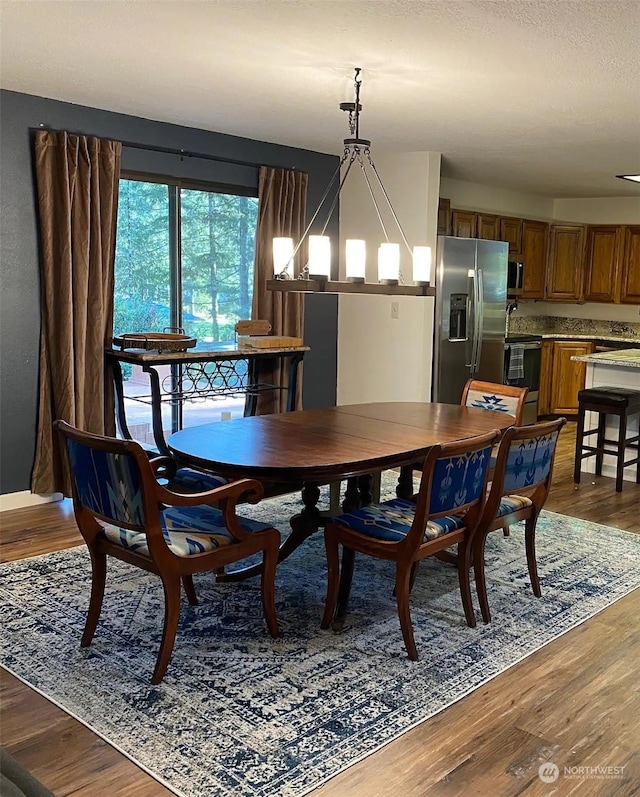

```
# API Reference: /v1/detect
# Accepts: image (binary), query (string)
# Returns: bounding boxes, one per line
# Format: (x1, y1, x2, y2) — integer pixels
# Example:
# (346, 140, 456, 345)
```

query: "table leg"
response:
(217, 481, 322, 583)
(144, 365, 170, 455)
(343, 477, 360, 512)
(397, 465, 414, 499)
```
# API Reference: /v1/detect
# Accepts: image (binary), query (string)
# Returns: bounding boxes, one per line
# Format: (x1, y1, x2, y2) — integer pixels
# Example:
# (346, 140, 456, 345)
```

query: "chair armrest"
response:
(149, 456, 178, 480)
(156, 478, 266, 542)
(156, 477, 264, 510)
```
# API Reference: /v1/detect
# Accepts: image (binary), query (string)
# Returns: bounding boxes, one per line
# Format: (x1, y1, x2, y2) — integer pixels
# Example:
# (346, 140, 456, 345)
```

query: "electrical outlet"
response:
(391, 301, 400, 319)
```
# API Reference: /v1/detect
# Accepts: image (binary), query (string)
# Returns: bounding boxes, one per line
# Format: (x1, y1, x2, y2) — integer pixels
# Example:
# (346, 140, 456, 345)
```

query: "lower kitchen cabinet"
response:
(538, 340, 554, 415)
(547, 340, 595, 415)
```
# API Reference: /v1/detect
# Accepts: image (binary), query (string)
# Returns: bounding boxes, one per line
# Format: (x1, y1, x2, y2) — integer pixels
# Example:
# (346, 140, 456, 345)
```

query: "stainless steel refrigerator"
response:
(432, 236, 508, 404)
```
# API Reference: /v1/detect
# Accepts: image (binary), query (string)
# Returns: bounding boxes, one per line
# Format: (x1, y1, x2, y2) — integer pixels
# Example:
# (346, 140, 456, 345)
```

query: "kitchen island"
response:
(571, 349, 640, 485)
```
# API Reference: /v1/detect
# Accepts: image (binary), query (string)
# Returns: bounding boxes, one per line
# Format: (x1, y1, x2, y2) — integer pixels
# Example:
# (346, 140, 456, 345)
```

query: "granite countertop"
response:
(538, 333, 640, 344)
(571, 349, 640, 368)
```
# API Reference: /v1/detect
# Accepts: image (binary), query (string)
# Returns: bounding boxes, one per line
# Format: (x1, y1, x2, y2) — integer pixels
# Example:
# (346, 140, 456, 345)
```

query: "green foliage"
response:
(114, 179, 258, 345)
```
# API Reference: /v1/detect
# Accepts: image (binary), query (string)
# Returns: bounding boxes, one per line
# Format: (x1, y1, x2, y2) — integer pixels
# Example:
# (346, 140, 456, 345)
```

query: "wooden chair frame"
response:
(460, 379, 529, 425)
(54, 420, 281, 684)
(321, 429, 501, 661)
(473, 417, 567, 624)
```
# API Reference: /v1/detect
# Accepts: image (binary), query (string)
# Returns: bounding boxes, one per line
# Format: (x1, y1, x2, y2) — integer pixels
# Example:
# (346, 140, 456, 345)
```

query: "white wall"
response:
(337, 295, 435, 404)
(337, 151, 441, 405)
(440, 177, 555, 220)
(553, 197, 640, 224)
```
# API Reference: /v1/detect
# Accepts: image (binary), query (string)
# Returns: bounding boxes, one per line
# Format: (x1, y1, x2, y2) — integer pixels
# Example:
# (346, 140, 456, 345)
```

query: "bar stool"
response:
(573, 387, 640, 492)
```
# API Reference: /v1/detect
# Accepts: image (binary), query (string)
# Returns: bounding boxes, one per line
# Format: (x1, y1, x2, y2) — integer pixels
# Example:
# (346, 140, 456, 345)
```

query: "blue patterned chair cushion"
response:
(167, 468, 228, 493)
(465, 388, 519, 417)
(496, 494, 534, 517)
(429, 445, 493, 514)
(503, 431, 561, 492)
(333, 498, 465, 544)
(100, 504, 272, 557)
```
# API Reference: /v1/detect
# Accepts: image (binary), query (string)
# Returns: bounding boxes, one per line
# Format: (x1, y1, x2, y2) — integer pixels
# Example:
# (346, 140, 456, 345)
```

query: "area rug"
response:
(1, 476, 640, 797)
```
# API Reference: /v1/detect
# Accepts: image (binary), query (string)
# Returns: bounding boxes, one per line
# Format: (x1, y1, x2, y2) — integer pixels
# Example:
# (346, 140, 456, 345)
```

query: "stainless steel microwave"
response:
(508, 260, 524, 291)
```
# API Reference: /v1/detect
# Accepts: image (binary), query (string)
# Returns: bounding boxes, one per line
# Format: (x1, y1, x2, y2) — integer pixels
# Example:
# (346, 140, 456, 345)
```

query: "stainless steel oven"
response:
(504, 334, 542, 424)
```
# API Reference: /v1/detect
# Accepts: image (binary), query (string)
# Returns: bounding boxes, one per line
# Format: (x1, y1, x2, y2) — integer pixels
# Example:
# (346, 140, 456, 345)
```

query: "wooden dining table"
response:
(167, 402, 512, 624)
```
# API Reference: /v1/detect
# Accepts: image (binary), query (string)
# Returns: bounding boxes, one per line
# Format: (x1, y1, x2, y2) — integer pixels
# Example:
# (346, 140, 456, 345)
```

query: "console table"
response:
(105, 343, 309, 455)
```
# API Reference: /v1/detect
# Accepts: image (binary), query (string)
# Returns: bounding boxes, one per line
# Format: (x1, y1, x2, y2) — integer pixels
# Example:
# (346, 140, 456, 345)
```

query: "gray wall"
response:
(0, 89, 339, 494)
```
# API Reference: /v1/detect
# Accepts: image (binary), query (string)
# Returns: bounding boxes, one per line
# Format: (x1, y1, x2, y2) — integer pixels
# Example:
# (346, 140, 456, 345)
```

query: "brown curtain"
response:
(31, 130, 122, 496)
(252, 166, 308, 414)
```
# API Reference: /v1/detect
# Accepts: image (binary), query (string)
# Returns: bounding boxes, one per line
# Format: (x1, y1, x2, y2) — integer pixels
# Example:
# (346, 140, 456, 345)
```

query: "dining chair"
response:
(321, 429, 501, 660)
(54, 419, 281, 684)
(473, 417, 567, 624)
(461, 379, 528, 424)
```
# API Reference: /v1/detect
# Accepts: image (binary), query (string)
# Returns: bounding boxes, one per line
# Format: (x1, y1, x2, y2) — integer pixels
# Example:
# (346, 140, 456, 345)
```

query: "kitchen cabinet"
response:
(546, 225, 585, 301)
(549, 340, 594, 415)
(619, 225, 640, 303)
(477, 213, 499, 240)
(520, 220, 549, 300)
(437, 198, 451, 235)
(583, 225, 622, 303)
(538, 339, 554, 416)
(451, 209, 476, 238)
(499, 217, 523, 256)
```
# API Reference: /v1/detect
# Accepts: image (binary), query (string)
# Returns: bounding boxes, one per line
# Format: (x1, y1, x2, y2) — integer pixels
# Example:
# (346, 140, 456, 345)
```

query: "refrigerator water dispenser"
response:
(449, 294, 468, 340)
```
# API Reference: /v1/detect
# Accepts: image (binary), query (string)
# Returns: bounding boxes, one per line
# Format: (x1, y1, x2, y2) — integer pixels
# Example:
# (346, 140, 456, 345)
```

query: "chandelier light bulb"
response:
(378, 243, 400, 285)
(412, 246, 432, 285)
(308, 235, 331, 280)
(273, 237, 295, 279)
(345, 239, 366, 282)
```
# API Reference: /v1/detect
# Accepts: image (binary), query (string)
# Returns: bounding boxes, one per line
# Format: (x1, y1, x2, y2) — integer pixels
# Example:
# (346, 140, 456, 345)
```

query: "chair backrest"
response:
(490, 418, 567, 500)
(54, 420, 155, 532)
(461, 379, 529, 425)
(408, 429, 501, 546)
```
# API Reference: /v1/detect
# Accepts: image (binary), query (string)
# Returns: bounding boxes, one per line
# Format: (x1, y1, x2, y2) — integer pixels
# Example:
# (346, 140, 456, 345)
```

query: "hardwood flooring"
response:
(1, 423, 639, 796)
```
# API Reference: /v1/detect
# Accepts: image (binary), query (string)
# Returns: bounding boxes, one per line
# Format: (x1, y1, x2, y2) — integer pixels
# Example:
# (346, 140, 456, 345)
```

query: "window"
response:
(113, 176, 259, 446)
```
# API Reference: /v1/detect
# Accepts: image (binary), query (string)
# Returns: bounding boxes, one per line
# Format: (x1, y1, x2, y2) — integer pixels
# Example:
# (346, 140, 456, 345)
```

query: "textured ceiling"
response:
(1, 0, 639, 198)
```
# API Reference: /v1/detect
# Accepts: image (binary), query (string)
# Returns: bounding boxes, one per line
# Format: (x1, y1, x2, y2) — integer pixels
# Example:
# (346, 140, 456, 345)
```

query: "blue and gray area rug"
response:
(1, 477, 640, 797)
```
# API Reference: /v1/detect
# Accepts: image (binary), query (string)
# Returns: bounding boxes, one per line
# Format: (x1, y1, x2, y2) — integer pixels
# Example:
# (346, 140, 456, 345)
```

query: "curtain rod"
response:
(119, 140, 260, 170)
(34, 125, 264, 170)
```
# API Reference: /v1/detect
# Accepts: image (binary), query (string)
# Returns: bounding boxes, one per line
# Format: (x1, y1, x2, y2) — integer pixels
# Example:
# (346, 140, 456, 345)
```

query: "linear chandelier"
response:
(267, 69, 434, 297)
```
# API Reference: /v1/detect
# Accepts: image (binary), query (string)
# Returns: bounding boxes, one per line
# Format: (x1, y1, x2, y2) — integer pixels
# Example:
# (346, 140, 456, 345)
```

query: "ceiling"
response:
(1, 0, 639, 198)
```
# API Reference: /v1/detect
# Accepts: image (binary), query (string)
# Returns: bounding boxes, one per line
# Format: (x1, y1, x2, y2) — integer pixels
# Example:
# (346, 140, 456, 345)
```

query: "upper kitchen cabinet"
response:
(437, 198, 452, 236)
(477, 213, 499, 240)
(619, 225, 640, 304)
(583, 225, 622, 303)
(546, 225, 586, 301)
(451, 209, 477, 238)
(499, 217, 523, 256)
(520, 220, 549, 300)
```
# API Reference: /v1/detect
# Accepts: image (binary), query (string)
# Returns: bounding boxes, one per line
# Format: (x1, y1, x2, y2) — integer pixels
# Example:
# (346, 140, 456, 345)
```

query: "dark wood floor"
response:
(1, 423, 639, 796)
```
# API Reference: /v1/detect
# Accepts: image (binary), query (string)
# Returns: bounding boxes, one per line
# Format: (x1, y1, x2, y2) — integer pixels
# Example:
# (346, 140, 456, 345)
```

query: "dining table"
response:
(167, 401, 513, 625)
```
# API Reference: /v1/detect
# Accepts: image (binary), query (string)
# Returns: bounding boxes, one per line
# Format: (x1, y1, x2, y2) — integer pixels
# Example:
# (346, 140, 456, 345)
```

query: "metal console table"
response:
(105, 343, 309, 455)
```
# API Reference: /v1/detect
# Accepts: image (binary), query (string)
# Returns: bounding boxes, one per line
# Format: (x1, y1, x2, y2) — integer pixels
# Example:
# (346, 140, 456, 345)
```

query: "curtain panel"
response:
(251, 166, 308, 414)
(31, 130, 122, 496)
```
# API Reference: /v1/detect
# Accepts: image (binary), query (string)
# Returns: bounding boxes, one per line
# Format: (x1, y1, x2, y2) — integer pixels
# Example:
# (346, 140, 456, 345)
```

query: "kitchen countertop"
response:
(571, 349, 640, 368)
(537, 333, 640, 345)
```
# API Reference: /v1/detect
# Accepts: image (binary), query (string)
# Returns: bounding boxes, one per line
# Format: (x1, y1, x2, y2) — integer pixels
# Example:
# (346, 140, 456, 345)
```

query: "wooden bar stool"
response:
(573, 387, 640, 492)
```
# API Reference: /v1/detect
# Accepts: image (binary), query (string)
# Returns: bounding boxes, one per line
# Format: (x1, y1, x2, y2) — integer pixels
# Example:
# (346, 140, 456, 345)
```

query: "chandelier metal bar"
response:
(366, 155, 413, 258)
(283, 155, 347, 274)
(318, 148, 358, 236)
(356, 152, 391, 243)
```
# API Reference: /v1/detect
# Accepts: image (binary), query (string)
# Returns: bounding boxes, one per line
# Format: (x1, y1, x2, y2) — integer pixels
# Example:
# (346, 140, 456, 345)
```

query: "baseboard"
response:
(0, 491, 63, 512)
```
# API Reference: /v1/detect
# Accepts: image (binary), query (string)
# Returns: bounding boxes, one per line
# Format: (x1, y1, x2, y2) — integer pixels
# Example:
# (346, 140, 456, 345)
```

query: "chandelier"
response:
(267, 69, 433, 296)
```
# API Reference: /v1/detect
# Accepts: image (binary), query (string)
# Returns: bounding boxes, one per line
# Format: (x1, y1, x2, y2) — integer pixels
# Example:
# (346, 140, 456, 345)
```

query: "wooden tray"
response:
(112, 332, 197, 353)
